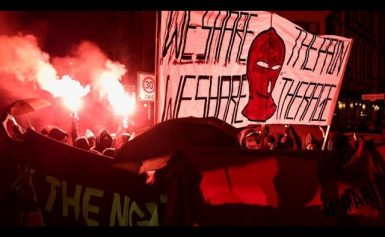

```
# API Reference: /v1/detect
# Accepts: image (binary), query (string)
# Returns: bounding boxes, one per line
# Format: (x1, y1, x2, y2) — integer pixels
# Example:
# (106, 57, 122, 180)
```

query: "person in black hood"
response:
(48, 127, 68, 144)
(94, 129, 113, 153)
(73, 136, 90, 151)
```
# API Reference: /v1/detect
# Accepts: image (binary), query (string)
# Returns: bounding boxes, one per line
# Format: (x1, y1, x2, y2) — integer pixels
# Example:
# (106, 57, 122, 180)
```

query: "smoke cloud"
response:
(0, 30, 132, 136)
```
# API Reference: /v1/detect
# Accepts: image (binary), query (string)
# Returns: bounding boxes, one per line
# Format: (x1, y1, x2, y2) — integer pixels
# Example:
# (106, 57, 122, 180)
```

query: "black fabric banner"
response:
(2, 128, 385, 226)
(6, 129, 167, 226)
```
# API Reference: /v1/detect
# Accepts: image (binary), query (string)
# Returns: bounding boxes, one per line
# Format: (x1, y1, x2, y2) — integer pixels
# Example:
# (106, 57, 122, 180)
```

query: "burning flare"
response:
(46, 75, 90, 115)
(97, 60, 135, 128)
(0, 34, 135, 131)
(0, 34, 90, 116)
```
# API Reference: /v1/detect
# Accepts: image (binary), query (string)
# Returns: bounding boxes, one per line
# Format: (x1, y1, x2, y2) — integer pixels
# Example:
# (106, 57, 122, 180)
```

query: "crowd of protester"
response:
(1, 112, 132, 159)
(237, 123, 369, 167)
(239, 124, 320, 151)
(1, 111, 369, 167)
(41, 116, 132, 158)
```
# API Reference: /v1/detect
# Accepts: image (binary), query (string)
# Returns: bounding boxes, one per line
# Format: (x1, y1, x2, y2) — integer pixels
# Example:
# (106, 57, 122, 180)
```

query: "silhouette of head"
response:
(74, 136, 90, 150)
(95, 129, 113, 152)
(48, 127, 68, 143)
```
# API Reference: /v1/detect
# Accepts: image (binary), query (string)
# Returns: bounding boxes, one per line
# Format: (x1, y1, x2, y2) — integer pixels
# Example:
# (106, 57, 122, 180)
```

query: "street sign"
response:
(361, 93, 385, 101)
(137, 72, 155, 101)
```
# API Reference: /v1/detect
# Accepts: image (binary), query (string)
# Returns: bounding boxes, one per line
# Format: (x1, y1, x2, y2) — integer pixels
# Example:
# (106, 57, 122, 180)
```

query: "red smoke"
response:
(0, 31, 134, 137)
(52, 41, 135, 132)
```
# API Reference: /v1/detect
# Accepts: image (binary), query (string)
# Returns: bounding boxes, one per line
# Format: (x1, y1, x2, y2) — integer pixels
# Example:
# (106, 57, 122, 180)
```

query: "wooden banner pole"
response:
(321, 125, 331, 150)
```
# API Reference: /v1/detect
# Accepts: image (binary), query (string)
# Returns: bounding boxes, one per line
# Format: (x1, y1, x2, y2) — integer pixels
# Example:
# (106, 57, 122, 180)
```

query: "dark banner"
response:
(163, 147, 385, 225)
(2, 128, 385, 226)
(11, 129, 167, 226)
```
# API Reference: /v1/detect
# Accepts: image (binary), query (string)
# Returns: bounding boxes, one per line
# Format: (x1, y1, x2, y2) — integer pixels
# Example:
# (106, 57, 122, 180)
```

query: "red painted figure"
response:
(242, 27, 285, 121)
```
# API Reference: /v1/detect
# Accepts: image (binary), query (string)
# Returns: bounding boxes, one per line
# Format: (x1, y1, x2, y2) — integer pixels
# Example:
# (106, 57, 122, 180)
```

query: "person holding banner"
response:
(283, 125, 301, 150)
(302, 133, 320, 150)
(2, 113, 25, 141)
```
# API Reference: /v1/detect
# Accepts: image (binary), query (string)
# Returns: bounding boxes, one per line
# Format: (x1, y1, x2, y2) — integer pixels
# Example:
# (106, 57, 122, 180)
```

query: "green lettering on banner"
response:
(45, 175, 61, 212)
(129, 201, 145, 226)
(62, 181, 82, 220)
(136, 202, 159, 226)
(82, 187, 104, 226)
(109, 192, 130, 226)
(43, 175, 166, 226)
(109, 193, 162, 226)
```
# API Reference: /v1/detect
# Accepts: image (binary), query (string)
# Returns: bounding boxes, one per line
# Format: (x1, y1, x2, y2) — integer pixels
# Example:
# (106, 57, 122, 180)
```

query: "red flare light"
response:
(47, 75, 90, 114)
(97, 60, 136, 127)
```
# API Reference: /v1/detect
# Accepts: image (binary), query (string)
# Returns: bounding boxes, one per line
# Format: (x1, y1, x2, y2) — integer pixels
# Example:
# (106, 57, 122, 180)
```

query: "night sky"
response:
(1, 11, 156, 82)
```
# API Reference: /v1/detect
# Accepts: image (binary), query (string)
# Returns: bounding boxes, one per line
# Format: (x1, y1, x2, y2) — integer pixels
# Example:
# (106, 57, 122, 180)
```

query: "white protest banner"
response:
(157, 11, 352, 127)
